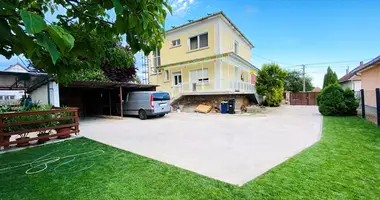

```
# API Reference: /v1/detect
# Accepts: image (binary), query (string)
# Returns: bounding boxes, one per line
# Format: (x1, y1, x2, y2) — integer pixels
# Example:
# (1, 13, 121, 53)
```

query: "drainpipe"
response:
(47, 80, 51, 105)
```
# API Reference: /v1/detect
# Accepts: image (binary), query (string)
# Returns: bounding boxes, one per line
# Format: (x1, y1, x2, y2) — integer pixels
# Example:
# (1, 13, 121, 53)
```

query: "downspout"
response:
(47, 79, 51, 105)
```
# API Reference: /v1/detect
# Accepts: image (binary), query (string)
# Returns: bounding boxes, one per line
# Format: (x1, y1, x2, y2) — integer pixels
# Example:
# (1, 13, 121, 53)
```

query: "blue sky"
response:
(2, 0, 380, 87)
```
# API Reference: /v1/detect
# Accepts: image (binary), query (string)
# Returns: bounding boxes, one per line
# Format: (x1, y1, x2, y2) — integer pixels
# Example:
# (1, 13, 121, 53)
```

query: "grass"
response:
(0, 116, 379, 199)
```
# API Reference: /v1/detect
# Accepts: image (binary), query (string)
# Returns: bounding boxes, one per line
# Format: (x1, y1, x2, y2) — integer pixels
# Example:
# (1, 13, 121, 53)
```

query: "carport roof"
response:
(66, 80, 157, 89)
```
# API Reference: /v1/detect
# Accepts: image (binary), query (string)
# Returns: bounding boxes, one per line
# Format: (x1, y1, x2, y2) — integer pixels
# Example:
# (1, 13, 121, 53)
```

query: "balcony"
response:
(171, 79, 256, 100)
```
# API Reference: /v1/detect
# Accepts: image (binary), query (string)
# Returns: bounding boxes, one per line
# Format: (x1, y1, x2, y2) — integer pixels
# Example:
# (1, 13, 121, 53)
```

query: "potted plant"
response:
(56, 108, 73, 139)
(37, 131, 51, 144)
(16, 133, 30, 147)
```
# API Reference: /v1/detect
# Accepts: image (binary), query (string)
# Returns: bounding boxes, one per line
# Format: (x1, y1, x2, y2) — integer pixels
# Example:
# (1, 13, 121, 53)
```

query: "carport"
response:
(59, 80, 156, 118)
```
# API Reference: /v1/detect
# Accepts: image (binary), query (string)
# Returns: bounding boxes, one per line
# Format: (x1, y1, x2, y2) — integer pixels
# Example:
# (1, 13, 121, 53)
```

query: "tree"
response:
(284, 70, 313, 92)
(1, 0, 171, 82)
(30, 23, 136, 84)
(323, 67, 338, 88)
(256, 63, 287, 107)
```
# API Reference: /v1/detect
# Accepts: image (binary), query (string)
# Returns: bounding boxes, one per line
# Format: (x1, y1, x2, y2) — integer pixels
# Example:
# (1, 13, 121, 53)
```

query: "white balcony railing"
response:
(171, 79, 256, 100)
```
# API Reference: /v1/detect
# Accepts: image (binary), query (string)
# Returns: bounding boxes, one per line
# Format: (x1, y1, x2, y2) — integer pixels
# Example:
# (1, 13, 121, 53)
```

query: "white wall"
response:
(29, 81, 60, 107)
(341, 80, 361, 91)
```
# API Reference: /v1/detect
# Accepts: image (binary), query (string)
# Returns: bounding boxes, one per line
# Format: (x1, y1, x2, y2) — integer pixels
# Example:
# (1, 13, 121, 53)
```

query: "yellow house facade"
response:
(149, 12, 258, 102)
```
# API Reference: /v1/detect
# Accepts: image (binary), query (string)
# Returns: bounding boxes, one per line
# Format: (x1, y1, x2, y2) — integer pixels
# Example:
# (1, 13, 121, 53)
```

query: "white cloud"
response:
(170, 0, 195, 15)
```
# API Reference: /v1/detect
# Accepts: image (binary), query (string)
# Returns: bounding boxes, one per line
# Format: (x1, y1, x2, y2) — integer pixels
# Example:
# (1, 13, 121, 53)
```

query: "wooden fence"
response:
(0, 108, 79, 149)
(290, 92, 319, 105)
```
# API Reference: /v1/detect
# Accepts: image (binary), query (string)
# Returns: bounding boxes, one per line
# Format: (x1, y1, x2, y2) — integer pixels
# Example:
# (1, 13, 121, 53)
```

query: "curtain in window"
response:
(190, 37, 198, 50)
(199, 33, 208, 48)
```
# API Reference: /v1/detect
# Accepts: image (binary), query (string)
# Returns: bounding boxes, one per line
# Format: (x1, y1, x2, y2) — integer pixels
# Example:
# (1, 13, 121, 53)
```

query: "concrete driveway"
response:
(80, 105, 322, 185)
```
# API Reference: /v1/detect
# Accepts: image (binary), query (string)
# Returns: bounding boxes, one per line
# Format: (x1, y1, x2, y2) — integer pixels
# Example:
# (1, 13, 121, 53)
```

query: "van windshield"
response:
(153, 93, 170, 101)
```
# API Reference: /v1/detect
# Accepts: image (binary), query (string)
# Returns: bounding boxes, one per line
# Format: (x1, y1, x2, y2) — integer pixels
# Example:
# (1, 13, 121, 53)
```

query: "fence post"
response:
(360, 89, 365, 119)
(376, 88, 380, 126)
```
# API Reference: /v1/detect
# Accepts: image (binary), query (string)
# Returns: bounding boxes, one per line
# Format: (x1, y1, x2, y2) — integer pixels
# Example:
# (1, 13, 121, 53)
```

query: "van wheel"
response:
(138, 110, 147, 120)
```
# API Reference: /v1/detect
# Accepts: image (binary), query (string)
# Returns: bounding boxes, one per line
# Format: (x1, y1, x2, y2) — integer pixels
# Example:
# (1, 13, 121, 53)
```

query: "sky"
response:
(2, 0, 380, 88)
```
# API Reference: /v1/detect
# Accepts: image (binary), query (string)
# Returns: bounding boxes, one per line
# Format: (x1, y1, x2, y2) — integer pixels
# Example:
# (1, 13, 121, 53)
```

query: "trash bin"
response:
(228, 99, 235, 114)
(220, 101, 228, 114)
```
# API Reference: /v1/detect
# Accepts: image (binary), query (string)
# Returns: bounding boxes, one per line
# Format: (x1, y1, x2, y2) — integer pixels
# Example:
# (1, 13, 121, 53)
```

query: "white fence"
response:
(171, 79, 256, 100)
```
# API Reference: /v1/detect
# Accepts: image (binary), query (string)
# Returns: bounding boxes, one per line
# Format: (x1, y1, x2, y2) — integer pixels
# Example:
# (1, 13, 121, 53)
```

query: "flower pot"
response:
(57, 127, 71, 139)
(37, 133, 50, 144)
(16, 137, 30, 147)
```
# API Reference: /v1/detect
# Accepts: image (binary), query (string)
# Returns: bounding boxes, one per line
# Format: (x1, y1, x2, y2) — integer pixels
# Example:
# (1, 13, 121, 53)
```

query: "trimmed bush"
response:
(343, 88, 359, 115)
(266, 88, 284, 107)
(317, 83, 358, 116)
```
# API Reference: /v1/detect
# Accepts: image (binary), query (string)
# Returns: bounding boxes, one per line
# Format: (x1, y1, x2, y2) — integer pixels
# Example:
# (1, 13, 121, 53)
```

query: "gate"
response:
(290, 92, 319, 105)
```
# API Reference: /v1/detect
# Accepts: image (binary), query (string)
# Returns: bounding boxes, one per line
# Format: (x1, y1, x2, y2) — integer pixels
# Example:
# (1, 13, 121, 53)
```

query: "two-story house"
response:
(149, 12, 259, 109)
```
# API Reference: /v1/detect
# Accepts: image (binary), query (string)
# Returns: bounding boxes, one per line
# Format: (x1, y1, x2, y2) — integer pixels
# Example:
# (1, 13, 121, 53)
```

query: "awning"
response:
(0, 71, 49, 91)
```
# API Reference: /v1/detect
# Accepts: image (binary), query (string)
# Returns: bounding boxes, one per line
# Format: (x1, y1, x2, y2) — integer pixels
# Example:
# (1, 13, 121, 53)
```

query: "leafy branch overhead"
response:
(0, 0, 172, 78)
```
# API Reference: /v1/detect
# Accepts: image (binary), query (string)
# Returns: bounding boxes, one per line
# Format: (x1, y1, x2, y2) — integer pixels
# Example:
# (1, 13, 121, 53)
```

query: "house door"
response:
(172, 72, 182, 86)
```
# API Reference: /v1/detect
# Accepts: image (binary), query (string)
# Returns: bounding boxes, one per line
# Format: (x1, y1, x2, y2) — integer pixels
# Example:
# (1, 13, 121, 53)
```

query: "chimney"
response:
(360, 61, 363, 66)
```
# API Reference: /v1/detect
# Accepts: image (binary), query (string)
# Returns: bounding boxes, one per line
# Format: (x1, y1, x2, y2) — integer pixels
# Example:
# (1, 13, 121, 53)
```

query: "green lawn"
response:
(0, 117, 379, 200)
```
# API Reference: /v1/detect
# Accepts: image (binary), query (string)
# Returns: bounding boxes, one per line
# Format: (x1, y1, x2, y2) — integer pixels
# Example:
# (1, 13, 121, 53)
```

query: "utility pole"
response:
(302, 65, 306, 92)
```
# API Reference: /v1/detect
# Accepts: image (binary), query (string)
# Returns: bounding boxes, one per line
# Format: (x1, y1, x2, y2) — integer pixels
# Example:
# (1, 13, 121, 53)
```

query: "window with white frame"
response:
(189, 33, 208, 50)
(171, 39, 180, 47)
(153, 48, 161, 67)
(164, 70, 169, 81)
(10, 95, 15, 100)
(172, 72, 182, 86)
(0, 96, 3, 100)
(190, 68, 209, 83)
(4, 96, 9, 100)
(234, 41, 239, 54)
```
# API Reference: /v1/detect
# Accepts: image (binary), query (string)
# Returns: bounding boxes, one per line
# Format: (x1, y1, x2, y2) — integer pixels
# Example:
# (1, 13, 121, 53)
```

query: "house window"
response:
(189, 33, 208, 50)
(10, 95, 15, 100)
(0, 96, 3, 100)
(190, 68, 209, 83)
(164, 70, 169, 81)
(171, 39, 180, 47)
(4, 96, 9, 100)
(153, 48, 161, 67)
(173, 72, 182, 86)
(234, 41, 239, 54)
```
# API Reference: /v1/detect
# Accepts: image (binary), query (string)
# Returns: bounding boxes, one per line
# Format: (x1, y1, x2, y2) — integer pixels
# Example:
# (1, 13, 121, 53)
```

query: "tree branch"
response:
(64, 0, 113, 25)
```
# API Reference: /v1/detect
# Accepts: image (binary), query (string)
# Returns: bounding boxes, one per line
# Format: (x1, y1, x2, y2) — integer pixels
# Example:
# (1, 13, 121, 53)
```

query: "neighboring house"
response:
(353, 55, 380, 107)
(338, 62, 362, 92)
(0, 63, 29, 104)
(149, 12, 259, 107)
(312, 87, 321, 92)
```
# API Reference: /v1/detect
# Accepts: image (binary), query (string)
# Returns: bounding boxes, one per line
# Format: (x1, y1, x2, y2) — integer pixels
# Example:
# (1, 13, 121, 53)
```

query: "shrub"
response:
(343, 88, 359, 115)
(317, 83, 358, 116)
(266, 88, 284, 107)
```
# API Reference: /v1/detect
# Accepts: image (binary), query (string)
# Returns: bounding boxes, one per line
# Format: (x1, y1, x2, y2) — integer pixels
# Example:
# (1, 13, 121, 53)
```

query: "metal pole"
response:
(119, 86, 123, 119)
(376, 88, 380, 126)
(302, 65, 306, 92)
(360, 89, 365, 119)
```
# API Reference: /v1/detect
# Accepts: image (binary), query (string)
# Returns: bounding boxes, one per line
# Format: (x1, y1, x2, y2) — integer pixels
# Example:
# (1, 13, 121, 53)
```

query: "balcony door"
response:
(172, 72, 182, 87)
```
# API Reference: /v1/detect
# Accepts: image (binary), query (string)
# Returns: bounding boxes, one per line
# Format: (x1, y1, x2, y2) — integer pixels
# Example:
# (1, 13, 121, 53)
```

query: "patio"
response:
(80, 105, 322, 185)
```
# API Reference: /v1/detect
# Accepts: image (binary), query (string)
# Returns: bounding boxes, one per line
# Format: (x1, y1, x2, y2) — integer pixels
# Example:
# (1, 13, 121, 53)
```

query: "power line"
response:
(285, 58, 372, 68)
(251, 53, 293, 65)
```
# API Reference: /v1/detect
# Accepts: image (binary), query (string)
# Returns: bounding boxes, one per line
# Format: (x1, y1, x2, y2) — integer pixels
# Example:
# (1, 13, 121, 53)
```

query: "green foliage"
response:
(31, 24, 136, 84)
(317, 84, 358, 116)
(256, 63, 287, 107)
(284, 70, 313, 92)
(343, 88, 359, 115)
(1, 0, 171, 80)
(322, 67, 338, 88)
